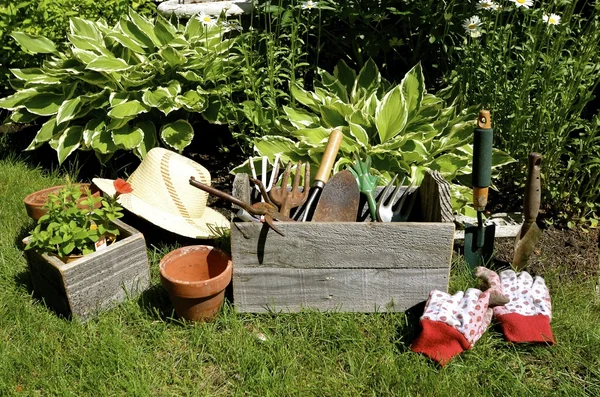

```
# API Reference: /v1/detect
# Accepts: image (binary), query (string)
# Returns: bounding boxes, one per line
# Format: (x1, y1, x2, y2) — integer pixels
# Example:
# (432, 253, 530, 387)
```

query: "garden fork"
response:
(269, 161, 310, 218)
(376, 175, 415, 222)
(249, 154, 281, 202)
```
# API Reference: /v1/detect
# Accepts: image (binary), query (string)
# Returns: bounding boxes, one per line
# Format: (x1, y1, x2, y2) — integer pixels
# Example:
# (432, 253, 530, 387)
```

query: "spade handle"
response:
(522, 152, 542, 233)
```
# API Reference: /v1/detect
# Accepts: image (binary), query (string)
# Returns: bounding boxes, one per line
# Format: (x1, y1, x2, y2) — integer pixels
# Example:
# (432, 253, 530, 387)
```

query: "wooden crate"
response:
(231, 171, 455, 313)
(23, 219, 150, 321)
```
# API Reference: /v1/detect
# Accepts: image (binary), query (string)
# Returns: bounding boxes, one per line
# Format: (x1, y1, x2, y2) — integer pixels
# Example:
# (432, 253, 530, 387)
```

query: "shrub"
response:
(0, 0, 157, 93)
(0, 10, 241, 164)
(438, 0, 600, 223)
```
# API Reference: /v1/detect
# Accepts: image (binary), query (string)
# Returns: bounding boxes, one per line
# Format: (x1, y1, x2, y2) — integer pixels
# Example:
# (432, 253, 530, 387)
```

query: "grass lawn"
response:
(1, 155, 600, 396)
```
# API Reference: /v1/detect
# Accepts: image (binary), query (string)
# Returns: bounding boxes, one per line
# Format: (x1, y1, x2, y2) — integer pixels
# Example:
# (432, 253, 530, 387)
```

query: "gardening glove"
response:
(476, 267, 555, 344)
(411, 288, 496, 366)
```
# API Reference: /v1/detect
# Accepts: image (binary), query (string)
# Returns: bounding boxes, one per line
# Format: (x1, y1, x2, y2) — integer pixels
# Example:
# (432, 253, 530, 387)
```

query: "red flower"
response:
(113, 178, 133, 195)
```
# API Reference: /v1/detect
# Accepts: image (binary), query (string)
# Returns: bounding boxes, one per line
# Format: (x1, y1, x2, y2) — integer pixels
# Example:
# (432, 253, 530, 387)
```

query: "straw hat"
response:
(92, 147, 230, 239)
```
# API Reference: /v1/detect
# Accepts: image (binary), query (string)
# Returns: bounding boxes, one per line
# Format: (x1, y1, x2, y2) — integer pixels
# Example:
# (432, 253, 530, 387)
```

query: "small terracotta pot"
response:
(24, 183, 101, 221)
(159, 245, 232, 322)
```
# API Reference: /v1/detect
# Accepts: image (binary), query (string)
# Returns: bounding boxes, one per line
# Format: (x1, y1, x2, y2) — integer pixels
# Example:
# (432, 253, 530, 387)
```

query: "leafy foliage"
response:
(439, 0, 600, 223)
(0, 11, 241, 163)
(25, 183, 124, 257)
(0, 0, 156, 93)
(233, 60, 515, 214)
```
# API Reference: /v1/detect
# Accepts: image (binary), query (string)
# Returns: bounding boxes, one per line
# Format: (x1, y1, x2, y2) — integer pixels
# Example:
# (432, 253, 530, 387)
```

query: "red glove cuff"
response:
(411, 319, 471, 366)
(496, 313, 555, 344)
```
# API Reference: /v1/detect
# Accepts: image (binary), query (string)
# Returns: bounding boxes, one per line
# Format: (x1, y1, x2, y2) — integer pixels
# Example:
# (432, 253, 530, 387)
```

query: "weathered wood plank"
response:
(233, 267, 448, 313)
(24, 219, 150, 320)
(231, 222, 455, 269)
(419, 170, 454, 223)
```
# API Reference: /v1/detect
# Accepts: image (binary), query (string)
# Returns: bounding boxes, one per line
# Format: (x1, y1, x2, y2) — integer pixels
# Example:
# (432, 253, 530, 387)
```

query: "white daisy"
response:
(197, 13, 216, 27)
(477, 0, 499, 11)
(543, 13, 561, 25)
(463, 16, 483, 38)
(302, 1, 318, 10)
(511, 0, 534, 9)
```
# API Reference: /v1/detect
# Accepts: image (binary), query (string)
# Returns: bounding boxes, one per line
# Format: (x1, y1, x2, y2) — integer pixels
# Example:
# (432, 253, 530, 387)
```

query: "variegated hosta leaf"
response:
(375, 85, 408, 144)
(133, 121, 157, 159)
(10, 32, 57, 54)
(112, 124, 144, 150)
(160, 120, 194, 152)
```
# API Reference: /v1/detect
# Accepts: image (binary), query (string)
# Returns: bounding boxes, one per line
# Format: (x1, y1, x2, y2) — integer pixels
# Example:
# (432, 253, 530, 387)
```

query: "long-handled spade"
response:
(464, 110, 496, 268)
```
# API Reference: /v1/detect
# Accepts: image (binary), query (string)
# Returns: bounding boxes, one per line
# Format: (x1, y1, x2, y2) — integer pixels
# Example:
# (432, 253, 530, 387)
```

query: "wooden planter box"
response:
(231, 171, 455, 313)
(23, 219, 150, 320)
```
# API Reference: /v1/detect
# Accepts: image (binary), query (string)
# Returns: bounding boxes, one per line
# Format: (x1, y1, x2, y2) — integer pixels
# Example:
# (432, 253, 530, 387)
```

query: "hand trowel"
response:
(464, 110, 496, 268)
(512, 152, 543, 270)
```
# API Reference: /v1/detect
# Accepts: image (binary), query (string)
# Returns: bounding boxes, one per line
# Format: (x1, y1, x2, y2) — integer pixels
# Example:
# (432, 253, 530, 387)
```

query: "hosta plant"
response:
(0, 10, 240, 163)
(233, 60, 515, 214)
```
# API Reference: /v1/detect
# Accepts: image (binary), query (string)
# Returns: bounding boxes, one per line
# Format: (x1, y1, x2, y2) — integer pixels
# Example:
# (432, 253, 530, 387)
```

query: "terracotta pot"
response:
(24, 183, 101, 221)
(159, 245, 232, 322)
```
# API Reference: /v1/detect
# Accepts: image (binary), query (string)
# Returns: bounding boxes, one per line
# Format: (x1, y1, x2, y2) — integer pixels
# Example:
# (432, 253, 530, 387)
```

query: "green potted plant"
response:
(22, 180, 150, 321)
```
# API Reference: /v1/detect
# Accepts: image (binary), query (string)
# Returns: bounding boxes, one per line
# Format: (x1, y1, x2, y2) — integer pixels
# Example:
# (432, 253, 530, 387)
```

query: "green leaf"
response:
(160, 120, 194, 152)
(10, 108, 39, 124)
(254, 136, 301, 165)
(83, 118, 106, 147)
(26, 117, 63, 150)
(56, 97, 83, 125)
(291, 127, 331, 147)
(348, 122, 369, 148)
(22, 92, 64, 116)
(0, 88, 38, 110)
(55, 126, 84, 164)
(91, 128, 118, 154)
(106, 31, 146, 54)
(320, 105, 346, 129)
(133, 121, 157, 159)
(333, 60, 357, 95)
(175, 90, 207, 112)
(375, 85, 408, 143)
(291, 84, 320, 112)
(10, 68, 61, 84)
(118, 19, 154, 49)
(352, 58, 380, 100)
(129, 9, 162, 47)
(153, 14, 177, 45)
(142, 87, 172, 107)
(87, 56, 130, 72)
(108, 100, 149, 119)
(491, 149, 517, 168)
(10, 32, 57, 54)
(400, 63, 425, 121)
(69, 17, 103, 42)
(112, 124, 143, 150)
(283, 106, 320, 130)
(160, 46, 186, 68)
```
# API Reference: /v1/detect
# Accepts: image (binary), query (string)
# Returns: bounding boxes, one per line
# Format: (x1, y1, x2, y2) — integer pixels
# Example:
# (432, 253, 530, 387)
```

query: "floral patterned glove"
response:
(476, 267, 555, 344)
(411, 288, 496, 366)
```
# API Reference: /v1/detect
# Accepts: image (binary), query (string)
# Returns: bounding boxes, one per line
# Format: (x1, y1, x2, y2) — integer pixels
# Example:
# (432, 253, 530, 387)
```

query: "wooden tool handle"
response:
(523, 152, 542, 228)
(314, 129, 343, 183)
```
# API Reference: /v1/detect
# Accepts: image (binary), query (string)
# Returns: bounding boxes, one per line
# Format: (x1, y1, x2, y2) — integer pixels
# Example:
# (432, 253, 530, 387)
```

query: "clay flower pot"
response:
(159, 245, 232, 322)
(24, 183, 101, 221)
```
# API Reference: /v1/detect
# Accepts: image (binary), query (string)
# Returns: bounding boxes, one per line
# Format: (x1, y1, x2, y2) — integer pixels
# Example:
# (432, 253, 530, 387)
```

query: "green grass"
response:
(1, 156, 600, 396)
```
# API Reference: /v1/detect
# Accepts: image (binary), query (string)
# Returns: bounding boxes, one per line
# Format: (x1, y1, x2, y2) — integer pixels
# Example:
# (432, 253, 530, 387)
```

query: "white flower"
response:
(511, 0, 534, 9)
(543, 13, 561, 25)
(197, 13, 216, 27)
(302, 1, 318, 10)
(463, 16, 483, 38)
(477, 0, 499, 10)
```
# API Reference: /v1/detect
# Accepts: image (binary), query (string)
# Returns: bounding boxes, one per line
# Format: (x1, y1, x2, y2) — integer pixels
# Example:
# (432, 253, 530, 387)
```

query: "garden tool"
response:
(348, 154, 379, 221)
(269, 161, 310, 218)
(312, 169, 360, 222)
(298, 129, 344, 221)
(249, 154, 281, 202)
(512, 152, 543, 270)
(189, 176, 294, 236)
(463, 110, 496, 268)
